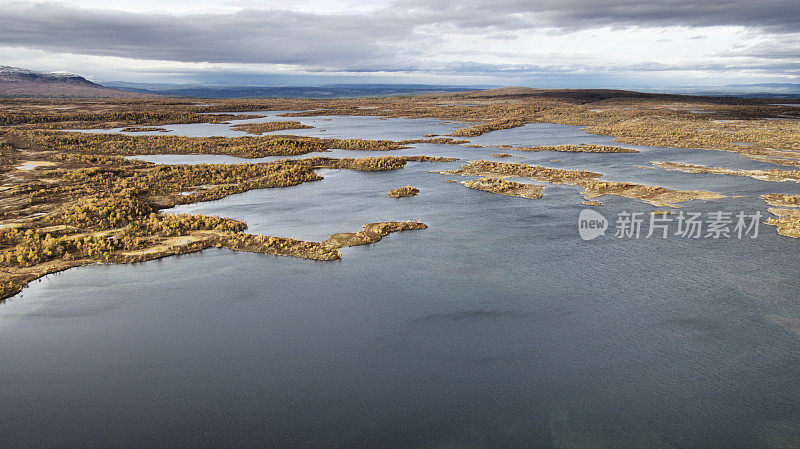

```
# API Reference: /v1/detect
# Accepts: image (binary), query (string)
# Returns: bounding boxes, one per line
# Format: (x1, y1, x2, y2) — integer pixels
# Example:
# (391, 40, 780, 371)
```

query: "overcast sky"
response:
(1, 0, 798, 88)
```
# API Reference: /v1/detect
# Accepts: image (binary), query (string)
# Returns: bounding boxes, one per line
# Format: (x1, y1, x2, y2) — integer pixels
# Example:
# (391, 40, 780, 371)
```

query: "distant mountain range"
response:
(0, 66, 133, 98)
(103, 82, 480, 99)
(685, 83, 800, 99)
(1, 65, 798, 100)
(0, 67, 479, 98)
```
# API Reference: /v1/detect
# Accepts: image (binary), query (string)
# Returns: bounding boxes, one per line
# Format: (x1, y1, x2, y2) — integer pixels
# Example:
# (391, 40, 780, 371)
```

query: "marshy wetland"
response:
(1, 89, 800, 448)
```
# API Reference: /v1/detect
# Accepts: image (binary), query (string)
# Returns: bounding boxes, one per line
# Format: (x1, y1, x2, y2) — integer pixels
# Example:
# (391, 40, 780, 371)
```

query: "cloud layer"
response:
(0, 1, 798, 86)
(392, 0, 800, 33)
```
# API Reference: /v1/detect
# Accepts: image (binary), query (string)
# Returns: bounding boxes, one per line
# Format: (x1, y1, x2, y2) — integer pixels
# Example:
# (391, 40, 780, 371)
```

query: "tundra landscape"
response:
(2, 85, 800, 447)
(3, 89, 800, 300)
(2, 0, 800, 447)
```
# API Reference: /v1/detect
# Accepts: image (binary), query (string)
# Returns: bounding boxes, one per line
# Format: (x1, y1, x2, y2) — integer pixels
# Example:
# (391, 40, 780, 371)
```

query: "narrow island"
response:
(230, 121, 313, 135)
(440, 160, 723, 207)
(461, 177, 544, 199)
(653, 161, 800, 183)
(450, 118, 527, 137)
(120, 126, 169, 133)
(512, 144, 639, 153)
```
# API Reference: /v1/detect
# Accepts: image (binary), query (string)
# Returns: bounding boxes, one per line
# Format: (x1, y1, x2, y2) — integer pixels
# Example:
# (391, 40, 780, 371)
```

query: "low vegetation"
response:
(3, 89, 799, 296)
(8, 129, 406, 159)
(653, 161, 800, 183)
(178, 88, 798, 167)
(439, 160, 601, 184)
(450, 118, 527, 137)
(0, 108, 262, 129)
(461, 177, 544, 199)
(578, 179, 723, 208)
(221, 221, 427, 261)
(323, 221, 427, 247)
(388, 186, 420, 197)
(0, 218, 428, 298)
(440, 160, 722, 207)
(120, 126, 169, 133)
(0, 123, 453, 299)
(766, 208, 800, 238)
(230, 121, 313, 135)
(296, 155, 456, 172)
(762, 193, 800, 207)
(398, 137, 469, 145)
(513, 144, 639, 153)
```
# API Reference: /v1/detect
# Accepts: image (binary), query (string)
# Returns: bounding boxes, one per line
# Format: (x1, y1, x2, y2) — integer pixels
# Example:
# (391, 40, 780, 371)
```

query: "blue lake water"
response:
(2, 114, 800, 448)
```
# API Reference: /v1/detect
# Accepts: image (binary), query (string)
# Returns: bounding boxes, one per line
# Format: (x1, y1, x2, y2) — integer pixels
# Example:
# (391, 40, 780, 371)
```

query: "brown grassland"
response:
(0, 123, 450, 299)
(1, 87, 799, 297)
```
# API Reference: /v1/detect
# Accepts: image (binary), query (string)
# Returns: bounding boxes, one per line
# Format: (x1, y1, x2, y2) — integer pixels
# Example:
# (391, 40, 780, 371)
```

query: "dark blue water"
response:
(3, 116, 800, 448)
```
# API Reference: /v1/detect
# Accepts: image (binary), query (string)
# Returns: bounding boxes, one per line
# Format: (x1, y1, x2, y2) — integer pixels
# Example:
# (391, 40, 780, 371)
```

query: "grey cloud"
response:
(395, 0, 800, 33)
(0, 2, 414, 67)
(716, 34, 800, 61)
(1, 0, 798, 81)
(334, 59, 800, 77)
(485, 33, 519, 40)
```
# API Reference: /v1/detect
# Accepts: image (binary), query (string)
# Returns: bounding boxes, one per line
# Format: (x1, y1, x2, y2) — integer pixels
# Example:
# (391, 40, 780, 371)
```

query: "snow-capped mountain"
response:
(0, 66, 131, 97)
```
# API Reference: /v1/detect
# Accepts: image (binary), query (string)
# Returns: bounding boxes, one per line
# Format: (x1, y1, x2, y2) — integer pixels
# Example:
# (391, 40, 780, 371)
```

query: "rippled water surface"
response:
(2, 114, 800, 448)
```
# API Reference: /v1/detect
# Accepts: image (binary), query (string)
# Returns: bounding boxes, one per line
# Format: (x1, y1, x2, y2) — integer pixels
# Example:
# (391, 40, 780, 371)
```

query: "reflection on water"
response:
(2, 114, 800, 448)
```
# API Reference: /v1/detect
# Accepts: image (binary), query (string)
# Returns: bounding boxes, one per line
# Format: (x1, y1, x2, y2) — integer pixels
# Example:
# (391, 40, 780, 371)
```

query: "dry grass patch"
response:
(461, 177, 543, 199)
(323, 221, 427, 248)
(230, 121, 313, 135)
(762, 194, 800, 207)
(513, 144, 639, 153)
(388, 186, 419, 198)
(654, 161, 800, 183)
(439, 160, 721, 207)
(766, 208, 800, 238)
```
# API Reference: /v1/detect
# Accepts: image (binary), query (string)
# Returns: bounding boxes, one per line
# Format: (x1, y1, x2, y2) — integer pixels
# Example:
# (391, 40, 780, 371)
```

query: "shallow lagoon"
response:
(2, 114, 800, 448)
